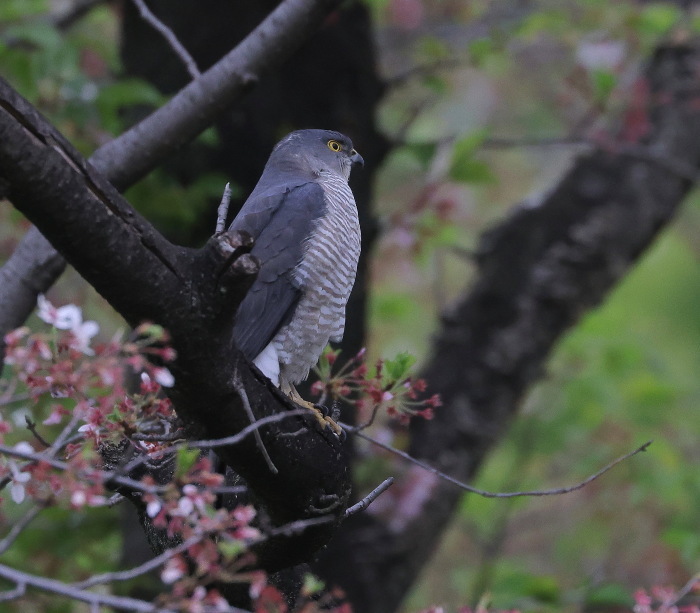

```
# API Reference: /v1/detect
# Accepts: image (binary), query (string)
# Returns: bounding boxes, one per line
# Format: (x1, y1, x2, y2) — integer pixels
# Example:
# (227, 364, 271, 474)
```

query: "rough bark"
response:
(313, 41, 700, 612)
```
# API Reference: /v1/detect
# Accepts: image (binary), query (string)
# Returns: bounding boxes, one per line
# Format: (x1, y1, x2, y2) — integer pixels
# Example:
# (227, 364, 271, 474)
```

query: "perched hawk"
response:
(230, 129, 363, 432)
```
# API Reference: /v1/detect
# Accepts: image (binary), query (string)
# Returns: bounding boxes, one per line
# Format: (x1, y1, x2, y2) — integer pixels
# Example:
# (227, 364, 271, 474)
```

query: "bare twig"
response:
(0, 582, 26, 603)
(48, 414, 81, 457)
(348, 427, 652, 499)
(232, 377, 278, 475)
(188, 409, 309, 449)
(106, 493, 125, 507)
(659, 572, 700, 612)
(24, 416, 50, 449)
(264, 515, 335, 538)
(130, 430, 185, 442)
(345, 477, 395, 517)
(131, 0, 201, 80)
(0, 562, 165, 611)
(216, 183, 233, 234)
(121, 410, 309, 481)
(0, 505, 42, 555)
(347, 403, 382, 432)
(0, 442, 167, 495)
(73, 535, 203, 589)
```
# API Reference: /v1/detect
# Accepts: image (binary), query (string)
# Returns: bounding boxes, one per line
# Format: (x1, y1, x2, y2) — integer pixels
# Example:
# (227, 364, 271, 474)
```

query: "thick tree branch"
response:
(0, 73, 351, 570)
(0, 0, 342, 350)
(314, 41, 700, 612)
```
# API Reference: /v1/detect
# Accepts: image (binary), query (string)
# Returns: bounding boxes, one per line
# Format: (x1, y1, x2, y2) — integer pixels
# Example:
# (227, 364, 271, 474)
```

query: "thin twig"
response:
(232, 377, 278, 475)
(131, 430, 185, 442)
(25, 416, 50, 448)
(48, 414, 81, 457)
(211, 485, 248, 495)
(131, 0, 201, 80)
(189, 409, 309, 449)
(0, 443, 167, 495)
(0, 505, 42, 555)
(348, 428, 652, 499)
(659, 572, 700, 612)
(347, 402, 382, 432)
(216, 183, 232, 234)
(0, 562, 165, 611)
(106, 493, 125, 507)
(264, 515, 335, 538)
(121, 410, 308, 479)
(345, 477, 395, 517)
(73, 535, 202, 589)
(0, 582, 26, 603)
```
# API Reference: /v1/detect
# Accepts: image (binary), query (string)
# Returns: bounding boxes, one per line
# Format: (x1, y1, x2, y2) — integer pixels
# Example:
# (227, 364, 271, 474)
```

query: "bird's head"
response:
(271, 129, 364, 181)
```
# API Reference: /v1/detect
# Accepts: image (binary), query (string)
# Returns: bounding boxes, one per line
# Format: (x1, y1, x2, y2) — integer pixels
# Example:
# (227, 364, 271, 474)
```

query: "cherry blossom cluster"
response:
(633, 582, 700, 613)
(141, 456, 267, 611)
(311, 348, 441, 425)
(0, 296, 285, 609)
(1, 299, 172, 508)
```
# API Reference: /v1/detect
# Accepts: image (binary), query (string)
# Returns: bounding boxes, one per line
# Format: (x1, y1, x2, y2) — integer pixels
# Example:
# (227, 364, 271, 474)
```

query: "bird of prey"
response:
(230, 129, 364, 434)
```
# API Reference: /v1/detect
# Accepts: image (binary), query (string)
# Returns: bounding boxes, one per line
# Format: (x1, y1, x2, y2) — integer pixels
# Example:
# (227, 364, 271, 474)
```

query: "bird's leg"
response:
(287, 385, 343, 437)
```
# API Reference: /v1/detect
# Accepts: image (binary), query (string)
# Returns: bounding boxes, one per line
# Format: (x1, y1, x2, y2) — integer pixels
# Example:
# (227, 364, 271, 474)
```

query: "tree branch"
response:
(0, 562, 165, 611)
(131, 0, 201, 80)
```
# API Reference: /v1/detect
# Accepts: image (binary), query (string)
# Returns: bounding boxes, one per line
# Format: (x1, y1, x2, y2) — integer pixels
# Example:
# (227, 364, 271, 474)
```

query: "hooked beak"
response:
(350, 149, 364, 168)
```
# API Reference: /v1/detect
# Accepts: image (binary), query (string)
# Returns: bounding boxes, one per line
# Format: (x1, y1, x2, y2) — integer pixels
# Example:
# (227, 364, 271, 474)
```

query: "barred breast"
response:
(274, 173, 361, 386)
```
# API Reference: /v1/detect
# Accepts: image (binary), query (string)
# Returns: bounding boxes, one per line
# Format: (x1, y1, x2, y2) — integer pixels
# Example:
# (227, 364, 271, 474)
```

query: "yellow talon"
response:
(287, 386, 343, 436)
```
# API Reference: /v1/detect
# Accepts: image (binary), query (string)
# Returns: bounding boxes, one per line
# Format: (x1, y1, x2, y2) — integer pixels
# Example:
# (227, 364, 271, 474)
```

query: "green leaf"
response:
(589, 69, 617, 104)
(468, 37, 495, 66)
(218, 540, 245, 560)
(174, 447, 199, 479)
(302, 573, 325, 596)
(197, 126, 221, 147)
(139, 323, 168, 342)
(384, 352, 416, 381)
(96, 79, 165, 134)
(585, 583, 634, 608)
(449, 130, 496, 184)
(422, 73, 448, 95)
(637, 4, 682, 37)
(0, 0, 48, 21)
(403, 142, 437, 169)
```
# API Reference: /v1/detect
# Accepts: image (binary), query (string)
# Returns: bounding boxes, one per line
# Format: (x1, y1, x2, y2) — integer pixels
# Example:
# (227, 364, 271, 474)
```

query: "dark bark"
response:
(313, 41, 700, 612)
(0, 76, 351, 572)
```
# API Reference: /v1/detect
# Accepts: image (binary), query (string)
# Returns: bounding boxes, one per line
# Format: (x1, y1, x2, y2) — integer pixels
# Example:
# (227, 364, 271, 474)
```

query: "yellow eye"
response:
(327, 140, 342, 152)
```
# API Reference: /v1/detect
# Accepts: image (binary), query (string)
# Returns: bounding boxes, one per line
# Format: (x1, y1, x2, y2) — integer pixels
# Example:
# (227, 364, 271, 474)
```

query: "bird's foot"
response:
(288, 390, 344, 438)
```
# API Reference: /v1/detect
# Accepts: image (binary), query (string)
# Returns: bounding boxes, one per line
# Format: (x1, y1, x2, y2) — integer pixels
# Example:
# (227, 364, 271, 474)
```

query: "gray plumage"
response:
(230, 129, 363, 394)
